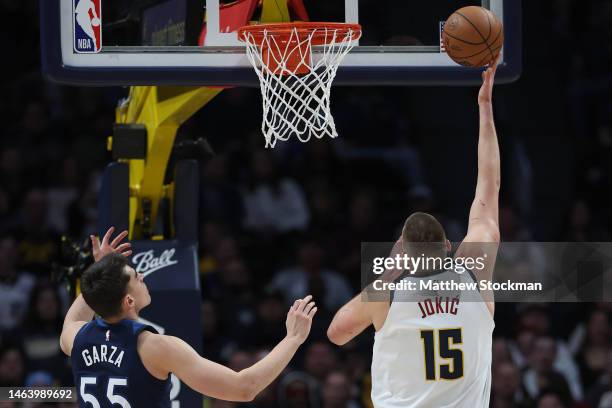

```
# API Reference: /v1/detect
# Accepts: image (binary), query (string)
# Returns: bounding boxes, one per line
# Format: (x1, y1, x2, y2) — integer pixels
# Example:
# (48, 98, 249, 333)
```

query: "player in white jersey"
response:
(327, 61, 501, 408)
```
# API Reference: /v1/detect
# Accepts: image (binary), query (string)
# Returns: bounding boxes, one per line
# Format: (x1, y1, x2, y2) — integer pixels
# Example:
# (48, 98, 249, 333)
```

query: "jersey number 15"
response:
(420, 328, 463, 381)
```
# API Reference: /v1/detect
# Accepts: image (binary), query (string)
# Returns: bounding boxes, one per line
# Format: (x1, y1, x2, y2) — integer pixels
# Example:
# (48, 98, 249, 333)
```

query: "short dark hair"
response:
(81, 253, 130, 318)
(402, 212, 447, 257)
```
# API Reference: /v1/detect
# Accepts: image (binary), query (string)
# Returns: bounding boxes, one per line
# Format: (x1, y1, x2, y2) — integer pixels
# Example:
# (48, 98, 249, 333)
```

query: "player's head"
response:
(401, 212, 451, 259)
(81, 253, 151, 320)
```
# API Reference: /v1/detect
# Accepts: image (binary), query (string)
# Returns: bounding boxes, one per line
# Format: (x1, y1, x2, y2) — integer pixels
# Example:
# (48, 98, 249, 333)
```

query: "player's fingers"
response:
(102, 226, 115, 245)
(121, 250, 133, 257)
(111, 230, 129, 247)
(292, 299, 301, 311)
(303, 301, 316, 316)
(298, 295, 313, 312)
(116, 242, 131, 252)
(307, 307, 318, 319)
(90, 235, 100, 251)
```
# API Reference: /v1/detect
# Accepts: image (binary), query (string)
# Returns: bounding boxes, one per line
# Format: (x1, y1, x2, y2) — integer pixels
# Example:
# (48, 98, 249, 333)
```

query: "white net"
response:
(240, 24, 361, 148)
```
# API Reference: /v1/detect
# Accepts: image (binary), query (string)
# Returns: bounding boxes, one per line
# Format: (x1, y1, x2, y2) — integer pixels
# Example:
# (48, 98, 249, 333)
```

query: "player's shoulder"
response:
(137, 331, 175, 379)
(137, 331, 183, 355)
(137, 330, 167, 351)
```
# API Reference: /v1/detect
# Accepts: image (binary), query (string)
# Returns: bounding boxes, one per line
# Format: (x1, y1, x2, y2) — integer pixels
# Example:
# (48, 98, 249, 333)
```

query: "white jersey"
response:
(371, 270, 494, 408)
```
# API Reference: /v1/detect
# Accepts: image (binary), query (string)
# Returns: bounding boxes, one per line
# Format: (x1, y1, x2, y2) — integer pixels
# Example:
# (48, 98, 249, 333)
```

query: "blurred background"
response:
(1, 1, 612, 407)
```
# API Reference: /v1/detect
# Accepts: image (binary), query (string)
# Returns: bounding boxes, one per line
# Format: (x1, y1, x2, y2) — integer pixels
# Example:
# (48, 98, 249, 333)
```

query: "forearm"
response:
(64, 294, 95, 325)
(328, 294, 372, 345)
(238, 335, 301, 398)
(477, 102, 501, 193)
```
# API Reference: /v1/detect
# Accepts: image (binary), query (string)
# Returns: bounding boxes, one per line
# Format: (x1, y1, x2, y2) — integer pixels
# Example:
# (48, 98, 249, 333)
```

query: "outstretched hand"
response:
(285, 295, 317, 344)
(478, 59, 499, 105)
(90, 226, 132, 262)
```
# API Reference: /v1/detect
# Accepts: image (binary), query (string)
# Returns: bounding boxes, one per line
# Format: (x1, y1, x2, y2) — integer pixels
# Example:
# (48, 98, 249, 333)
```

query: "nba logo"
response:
(73, 0, 102, 53)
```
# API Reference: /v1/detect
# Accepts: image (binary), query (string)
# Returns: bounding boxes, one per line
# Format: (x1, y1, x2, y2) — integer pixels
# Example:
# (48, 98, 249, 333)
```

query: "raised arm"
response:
(145, 296, 317, 402)
(455, 63, 501, 315)
(467, 62, 501, 243)
(60, 227, 132, 355)
(456, 62, 502, 259)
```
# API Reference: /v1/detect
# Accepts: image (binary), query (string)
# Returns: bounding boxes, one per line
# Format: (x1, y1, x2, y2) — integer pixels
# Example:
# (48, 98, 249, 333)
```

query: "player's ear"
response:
(124, 294, 135, 309)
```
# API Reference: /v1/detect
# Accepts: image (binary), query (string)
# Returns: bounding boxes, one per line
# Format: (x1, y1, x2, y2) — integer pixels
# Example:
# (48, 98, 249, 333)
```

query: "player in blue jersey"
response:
(61, 227, 318, 407)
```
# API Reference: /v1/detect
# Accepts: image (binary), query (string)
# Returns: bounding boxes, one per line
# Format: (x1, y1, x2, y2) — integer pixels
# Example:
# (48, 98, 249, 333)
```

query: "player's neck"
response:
(103, 310, 138, 324)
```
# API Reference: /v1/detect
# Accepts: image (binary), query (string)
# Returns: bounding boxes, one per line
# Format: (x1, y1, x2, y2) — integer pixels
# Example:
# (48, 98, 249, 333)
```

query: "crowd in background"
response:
(1, 0, 612, 407)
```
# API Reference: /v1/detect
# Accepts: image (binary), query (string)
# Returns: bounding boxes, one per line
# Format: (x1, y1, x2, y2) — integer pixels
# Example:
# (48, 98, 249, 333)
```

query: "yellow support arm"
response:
(115, 86, 222, 240)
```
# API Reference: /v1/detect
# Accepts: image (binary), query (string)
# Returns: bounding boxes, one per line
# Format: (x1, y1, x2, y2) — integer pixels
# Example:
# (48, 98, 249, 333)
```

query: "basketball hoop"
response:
(238, 22, 361, 147)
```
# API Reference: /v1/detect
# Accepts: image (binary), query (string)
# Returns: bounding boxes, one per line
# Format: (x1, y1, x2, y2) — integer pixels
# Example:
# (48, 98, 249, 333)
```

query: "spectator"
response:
(523, 336, 573, 404)
(563, 199, 610, 241)
(271, 239, 352, 312)
(253, 289, 288, 349)
(585, 349, 612, 408)
(322, 371, 360, 408)
(21, 284, 67, 379)
(243, 151, 310, 234)
(14, 189, 59, 275)
(199, 155, 244, 232)
(492, 337, 514, 369)
(198, 221, 230, 275)
(0, 346, 25, 387)
(536, 389, 570, 408)
(277, 371, 319, 408)
(573, 309, 610, 390)
(0, 235, 35, 331)
(216, 259, 258, 342)
(512, 304, 583, 399)
(304, 341, 338, 382)
(509, 329, 537, 370)
(491, 362, 530, 408)
(201, 301, 232, 363)
(46, 157, 79, 234)
(336, 190, 387, 277)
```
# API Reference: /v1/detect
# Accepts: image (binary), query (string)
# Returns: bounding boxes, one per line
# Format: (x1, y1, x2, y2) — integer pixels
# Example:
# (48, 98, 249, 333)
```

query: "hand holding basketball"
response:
(91, 17, 101, 27)
(478, 59, 498, 106)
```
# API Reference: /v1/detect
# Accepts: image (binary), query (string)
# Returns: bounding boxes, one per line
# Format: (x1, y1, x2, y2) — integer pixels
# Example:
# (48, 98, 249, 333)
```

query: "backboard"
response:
(41, 0, 521, 86)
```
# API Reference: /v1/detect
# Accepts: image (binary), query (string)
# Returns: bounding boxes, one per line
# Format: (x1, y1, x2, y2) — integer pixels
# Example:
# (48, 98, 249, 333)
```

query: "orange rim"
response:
(238, 22, 362, 45)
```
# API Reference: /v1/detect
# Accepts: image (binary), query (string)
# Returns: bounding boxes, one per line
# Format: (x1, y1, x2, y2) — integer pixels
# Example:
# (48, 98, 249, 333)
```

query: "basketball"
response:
(442, 6, 504, 68)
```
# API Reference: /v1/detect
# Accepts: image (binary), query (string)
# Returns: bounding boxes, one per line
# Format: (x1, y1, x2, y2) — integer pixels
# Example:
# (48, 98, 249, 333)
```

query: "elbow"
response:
(235, 372, 257, 402)
(327, 325, 348, 346)
(59, 336, 70, 357)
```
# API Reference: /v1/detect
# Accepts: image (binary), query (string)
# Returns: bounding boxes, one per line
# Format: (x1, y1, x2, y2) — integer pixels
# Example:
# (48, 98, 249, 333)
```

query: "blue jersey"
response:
(72, 318, 171, 408)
